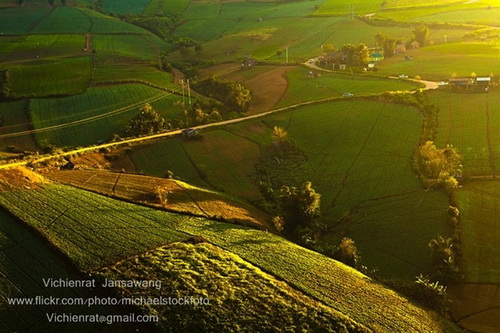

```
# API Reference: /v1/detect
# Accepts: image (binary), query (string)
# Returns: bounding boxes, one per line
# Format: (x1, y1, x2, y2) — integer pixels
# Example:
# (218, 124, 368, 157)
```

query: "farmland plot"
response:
(0, 7, 52, 34)
(29, 84, 184, 147)
(144, 0, 191, 16)
(428, 90, 500, 176)
(0, 185, 461, 333)
(454, 181, 500, 283)
(277, 68, 419, 107)
(131, 100, 453, 279)
(4, 56, 93, 98)
(101, 0, 152, 15)
(0, 34, 86, 63)
(0, 209, 110, 333)
(31, 6, 149, 34)
(0, 100, 36, 150)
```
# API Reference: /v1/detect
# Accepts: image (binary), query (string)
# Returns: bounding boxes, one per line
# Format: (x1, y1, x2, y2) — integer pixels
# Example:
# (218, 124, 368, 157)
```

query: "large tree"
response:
(413, 24, 429, 46)
(279, 181, 321, 235)
(123, 104, 170, 136)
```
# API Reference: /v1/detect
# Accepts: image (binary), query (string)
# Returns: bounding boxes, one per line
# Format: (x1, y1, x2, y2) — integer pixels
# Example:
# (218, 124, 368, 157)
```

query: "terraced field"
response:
(29, 83, 184, 147)
(0, 184, 461, 332)
(428, 89, 500, 176)
(101, 0, 152, 15)
(4, 56, 93, 98)
(378, 40, 500, 79)
(0, 100, 36, 150)
(0, 209, 111, 333)
(454, 181, 500, 283)
(47, 170, 271, 229)
(130, 99, 453, 279)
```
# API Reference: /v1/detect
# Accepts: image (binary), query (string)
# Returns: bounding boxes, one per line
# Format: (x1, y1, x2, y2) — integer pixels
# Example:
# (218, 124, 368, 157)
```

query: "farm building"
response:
(395, 44, 406, 53)
(410, 41, 420, 49)
(476, 77, 491, 86)
(370, 53, 384, 62)
(449, 77, 474, 89)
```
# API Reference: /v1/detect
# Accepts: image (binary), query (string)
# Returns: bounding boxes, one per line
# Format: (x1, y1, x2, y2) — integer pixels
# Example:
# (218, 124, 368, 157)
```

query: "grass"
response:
(29, 83, 184, 147)
(378, 39, 500, 79)
(3, 56, 93, 98)
(144, 0, 191, 16)
(31, 6, 149, 34)
(0, 100, 37, 150)
(101, 0, 152, 15)
(46, 169, 271, 229)
(0, 7, 53, 34)
(0, 184, 461, 332)
(0, 34, 86, 63)
(131, 130, 262, 199)
(130, 99, 454, 279)
(92, 34, 171, 60)
(277, 68, 420, 107)
(98, 241, 369, 332)
(453, 181, 500, 283)
(413, 7, 500, 25)
(0, 208, 114, 333)
(428, 89, 500, 176)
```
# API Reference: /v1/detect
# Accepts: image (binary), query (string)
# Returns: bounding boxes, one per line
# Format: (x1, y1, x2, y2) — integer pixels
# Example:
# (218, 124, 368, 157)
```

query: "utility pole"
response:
(187, 79, 191, 105)
(181, 79, 185, 104)
(285, 47, 288, 64)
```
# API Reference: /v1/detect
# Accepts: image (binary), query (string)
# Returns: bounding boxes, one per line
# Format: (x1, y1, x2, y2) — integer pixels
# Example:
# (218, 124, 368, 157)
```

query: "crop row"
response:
(0, 184, 459, 332)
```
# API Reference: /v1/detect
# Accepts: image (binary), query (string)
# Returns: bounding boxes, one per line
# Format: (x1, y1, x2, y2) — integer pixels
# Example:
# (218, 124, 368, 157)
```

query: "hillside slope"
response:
(0, 181, 461, 332)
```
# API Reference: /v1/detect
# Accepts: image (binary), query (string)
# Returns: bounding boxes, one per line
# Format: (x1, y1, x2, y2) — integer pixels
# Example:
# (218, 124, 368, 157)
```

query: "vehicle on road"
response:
(399, 74, 409, 79)
(342, 92, 353, 97)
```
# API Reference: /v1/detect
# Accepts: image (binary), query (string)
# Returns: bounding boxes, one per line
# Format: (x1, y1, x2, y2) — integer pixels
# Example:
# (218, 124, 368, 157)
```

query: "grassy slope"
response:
(130, 99, 453, 279)
(0, 100, 37, 150)
(29, 83, 183, 147)
(0, 184, 460, 332)
(99, 241, 369, 332)
(454, 181, 500, 283)
(46, 169, 271, 229)
(0, 209, 115, 333)
(428, 89, 500, 176)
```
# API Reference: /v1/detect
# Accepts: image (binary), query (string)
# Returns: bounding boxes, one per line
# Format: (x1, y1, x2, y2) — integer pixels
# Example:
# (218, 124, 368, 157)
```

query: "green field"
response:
(31, 7, 149, 34)
(454, 181, 500, 283)
(0, 34, 86, 62)
(0, 208, 112, 333)
(101, 0, 152, 15)
(0, 184, 460, 332)
(376, 2, 497, 21)
(428, 90, 500, 176)
(144, 0, 191, 16)
(0, 100, 36, 150)
(92, 34, 171, 60)
(187, 17, 467, 64)
(131, 99, 454, 278)
(99, 241, 368, 332)
(4, 56, 93, 98)
(29, 83, 184, 147)
(414, 7, 500, 25)
(0, 7, 53, 34)
(277, 68, 420, 106)
(378, 40, 500, 79)
(315, 0, 490, 17)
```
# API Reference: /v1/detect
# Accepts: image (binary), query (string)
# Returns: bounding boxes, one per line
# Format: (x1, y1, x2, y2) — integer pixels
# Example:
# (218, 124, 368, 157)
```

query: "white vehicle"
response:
(437, 81, 448, 86)
(308, 59, 315, 63)
(399, 74, 408, 79)
(342, 92, 353, 97)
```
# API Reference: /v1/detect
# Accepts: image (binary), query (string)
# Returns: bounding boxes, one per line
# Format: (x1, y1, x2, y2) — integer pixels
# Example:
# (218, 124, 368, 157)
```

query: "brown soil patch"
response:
(46, 170, 271, 230)
(448, 283, 500, 333)
(245, 66, 295, 115)
(0, 167, 46, 191)
(71, 153, 111, 169)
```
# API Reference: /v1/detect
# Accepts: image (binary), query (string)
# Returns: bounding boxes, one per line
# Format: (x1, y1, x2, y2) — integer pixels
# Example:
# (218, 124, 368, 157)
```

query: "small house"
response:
(449, 77, 474, 89)
(370, 53, 384, 62)
(395, 44, 406, 53)
(410, 40, 421, 49)
(476, 77, 491, 86)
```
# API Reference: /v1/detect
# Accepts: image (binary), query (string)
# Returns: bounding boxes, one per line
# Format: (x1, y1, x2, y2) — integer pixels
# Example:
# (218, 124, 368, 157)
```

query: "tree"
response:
(279, 181, 321, 235)
(413, 25, 429, 46)
(418, 141, 461, 179)
(375, 33, 388, 48)
(123, 104, 170, 136)
(429, 236, 460, 282)
(272, 126, 288, 143)
(336, 238, 359, 268)
(225, 82, 251, 112)
(322, 43, 337, 53)
(354, 43, 370, 66)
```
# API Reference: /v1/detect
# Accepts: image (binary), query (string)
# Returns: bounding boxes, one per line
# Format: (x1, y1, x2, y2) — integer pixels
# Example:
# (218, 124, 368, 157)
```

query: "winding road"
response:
(0, 63, 441, 170)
